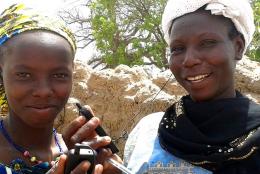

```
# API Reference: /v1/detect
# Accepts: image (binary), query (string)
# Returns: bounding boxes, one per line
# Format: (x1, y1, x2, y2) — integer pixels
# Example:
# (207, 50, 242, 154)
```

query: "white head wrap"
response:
(162, 0, 255, 52)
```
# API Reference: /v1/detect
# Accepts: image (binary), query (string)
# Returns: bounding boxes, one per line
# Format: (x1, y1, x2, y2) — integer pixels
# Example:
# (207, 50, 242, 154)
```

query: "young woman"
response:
(0, 4, 117, 174)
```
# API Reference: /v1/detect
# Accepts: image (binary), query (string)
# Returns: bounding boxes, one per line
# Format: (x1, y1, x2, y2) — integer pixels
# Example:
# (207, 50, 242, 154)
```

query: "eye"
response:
(52, 73, 69, 79)
(16, 72, 31, 79)
(200, 39, 217, 48)
(170, 45, 185, 56)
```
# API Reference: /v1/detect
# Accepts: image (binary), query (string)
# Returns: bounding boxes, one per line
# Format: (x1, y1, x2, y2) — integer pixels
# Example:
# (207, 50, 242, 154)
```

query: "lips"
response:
(186, 73, 211, 83)
(28, 105, 56, 109)
(26, 104, 58, 113)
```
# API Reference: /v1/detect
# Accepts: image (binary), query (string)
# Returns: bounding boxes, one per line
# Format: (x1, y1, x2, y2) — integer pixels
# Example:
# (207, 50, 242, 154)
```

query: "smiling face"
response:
(169, 11, 244, 102)
(0, 31, 74, 128)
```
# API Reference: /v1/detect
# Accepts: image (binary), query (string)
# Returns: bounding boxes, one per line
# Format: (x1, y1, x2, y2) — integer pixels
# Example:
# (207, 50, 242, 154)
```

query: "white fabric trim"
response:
(5, 166, 12, 174)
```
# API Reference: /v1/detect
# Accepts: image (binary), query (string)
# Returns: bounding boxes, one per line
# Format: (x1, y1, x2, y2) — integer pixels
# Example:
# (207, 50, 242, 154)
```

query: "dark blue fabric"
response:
(0, 163, 7, 174)
(0, 163, 19, 174)
(0, 159, 50, 174)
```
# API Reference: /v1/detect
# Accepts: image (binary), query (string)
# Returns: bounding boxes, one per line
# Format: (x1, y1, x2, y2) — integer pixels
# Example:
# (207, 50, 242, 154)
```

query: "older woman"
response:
(123, 0, 260, 174)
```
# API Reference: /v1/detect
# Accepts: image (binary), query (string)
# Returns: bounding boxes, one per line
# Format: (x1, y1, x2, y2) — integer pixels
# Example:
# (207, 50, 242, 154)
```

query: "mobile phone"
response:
(64, 143, 96, 174)
(75, 103, 119, 154)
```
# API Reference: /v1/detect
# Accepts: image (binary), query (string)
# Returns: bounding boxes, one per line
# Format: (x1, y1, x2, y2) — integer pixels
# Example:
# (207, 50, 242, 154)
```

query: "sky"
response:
(1, 0, 65, 15)
(1, 0, 94, 62)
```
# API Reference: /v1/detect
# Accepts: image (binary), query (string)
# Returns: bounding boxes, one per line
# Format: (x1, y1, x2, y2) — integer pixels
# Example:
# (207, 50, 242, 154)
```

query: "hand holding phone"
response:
(75, 103, 119, 154)
(64, 143, 96, 174)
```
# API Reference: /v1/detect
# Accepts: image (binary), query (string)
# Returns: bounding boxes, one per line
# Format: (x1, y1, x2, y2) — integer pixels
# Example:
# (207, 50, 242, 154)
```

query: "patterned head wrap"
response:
(0, 3, 77, 115)
(162, 0, 255, 53)
(0, 3, 77, 53)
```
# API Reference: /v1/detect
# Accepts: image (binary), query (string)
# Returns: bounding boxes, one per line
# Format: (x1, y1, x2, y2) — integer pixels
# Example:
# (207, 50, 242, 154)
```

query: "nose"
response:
(182, 47, 202, 67)
(32, 79, 53, 98)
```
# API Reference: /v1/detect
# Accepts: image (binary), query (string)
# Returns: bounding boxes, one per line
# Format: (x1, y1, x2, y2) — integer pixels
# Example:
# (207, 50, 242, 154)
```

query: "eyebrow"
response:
(170, 32, 221, 46)
(12, 64, 71, 71)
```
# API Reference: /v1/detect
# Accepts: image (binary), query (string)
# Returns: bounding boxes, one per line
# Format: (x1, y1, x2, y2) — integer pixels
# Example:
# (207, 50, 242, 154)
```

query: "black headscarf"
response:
(158, 92, 260, 173)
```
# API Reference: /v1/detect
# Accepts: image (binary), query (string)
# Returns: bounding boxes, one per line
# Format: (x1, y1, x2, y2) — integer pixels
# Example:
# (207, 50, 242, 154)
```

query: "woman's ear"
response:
(234, 35, 245, 61)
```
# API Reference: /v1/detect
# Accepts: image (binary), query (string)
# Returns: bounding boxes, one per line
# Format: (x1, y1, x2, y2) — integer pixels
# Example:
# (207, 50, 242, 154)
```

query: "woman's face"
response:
(169, 11, 244, 102)
(1, 31, 74, 128)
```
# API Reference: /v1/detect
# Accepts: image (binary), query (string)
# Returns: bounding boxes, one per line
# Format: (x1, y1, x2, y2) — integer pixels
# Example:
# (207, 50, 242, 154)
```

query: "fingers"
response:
(71, 117, 100, 143)
(49, 155, 106, 174)
(94, 164, 103, 174)
(69, 161, 103, 174)
(62, 116, 87, 148)
(82, 136, 112, 150)
(95, 149, 123, 174)
(95, 148, 113, 164)
(63, 116, 101, 149)
(70, 161, 91, 174)
(69, 161, 117, 174)
(49, 155, 66, 174)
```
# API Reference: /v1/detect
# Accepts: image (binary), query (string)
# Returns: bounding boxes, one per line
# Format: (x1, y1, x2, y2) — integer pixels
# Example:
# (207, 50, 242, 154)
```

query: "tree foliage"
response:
(61, 0, 167, 69)
(61, 0, 260, 69)
(248, 0, 260, 62)
(90, 0, 168, 68)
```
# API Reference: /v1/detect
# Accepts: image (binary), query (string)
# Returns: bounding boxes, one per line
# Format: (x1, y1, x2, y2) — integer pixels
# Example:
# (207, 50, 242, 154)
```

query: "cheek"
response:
(53, 81, 72, 101)
(209, 51, 235, 76)
(4, 86, 27, 112)
(3, 77, 25, 104)
(169, 58, 182, 81)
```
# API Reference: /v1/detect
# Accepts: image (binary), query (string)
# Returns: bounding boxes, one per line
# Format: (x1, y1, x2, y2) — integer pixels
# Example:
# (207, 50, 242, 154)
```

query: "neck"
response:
(4, 114, 54, 151)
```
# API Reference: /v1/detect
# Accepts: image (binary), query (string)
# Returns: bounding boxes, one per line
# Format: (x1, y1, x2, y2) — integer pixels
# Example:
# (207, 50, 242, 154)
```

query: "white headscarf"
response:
(162, 0, 255, 52)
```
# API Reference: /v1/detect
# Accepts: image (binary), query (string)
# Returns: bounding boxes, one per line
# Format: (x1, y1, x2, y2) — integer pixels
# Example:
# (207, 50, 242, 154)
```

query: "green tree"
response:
(248, 0, 260, 62)
(61, 0, 167, 69)
(61, 0, 260, 69)
(90, 0, 167, 68)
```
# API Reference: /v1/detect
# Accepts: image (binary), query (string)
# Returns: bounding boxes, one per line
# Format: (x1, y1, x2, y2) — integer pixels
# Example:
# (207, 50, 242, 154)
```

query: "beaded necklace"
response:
(0, 119, 63, 166)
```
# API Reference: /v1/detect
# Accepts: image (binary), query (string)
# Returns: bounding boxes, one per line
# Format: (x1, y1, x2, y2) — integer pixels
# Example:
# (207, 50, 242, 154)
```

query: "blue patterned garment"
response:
(0, 158, 50, 174)
(0, 163, 19, 174)
(124, 112, 212, 174)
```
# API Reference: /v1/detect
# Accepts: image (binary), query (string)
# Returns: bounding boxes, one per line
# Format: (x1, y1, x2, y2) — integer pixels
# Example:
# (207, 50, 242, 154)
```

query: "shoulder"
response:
(124, 112, 164, 165)
(126, 111, 165, 144)
(127, 112, 164, 140)
(133, 112, 165, 129)
(238, 92, 260, 111)
(248, 99, 260, 112)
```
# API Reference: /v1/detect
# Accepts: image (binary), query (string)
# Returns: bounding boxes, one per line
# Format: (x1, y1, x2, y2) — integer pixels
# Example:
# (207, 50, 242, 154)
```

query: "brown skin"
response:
(49, 155, 104, 174)
(0, 31, 106, 174)
(63, 106, 123, 174)
(169, 11, 245, 102)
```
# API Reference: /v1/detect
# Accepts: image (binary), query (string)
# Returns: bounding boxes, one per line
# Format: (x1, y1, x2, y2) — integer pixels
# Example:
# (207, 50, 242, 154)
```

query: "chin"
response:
(24, 116, 55, 128)
(189, 91, 216, 102)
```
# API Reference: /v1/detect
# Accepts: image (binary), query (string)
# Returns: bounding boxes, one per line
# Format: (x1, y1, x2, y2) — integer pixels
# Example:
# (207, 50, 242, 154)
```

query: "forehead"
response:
(1, 31, 74, 67)
(6, 31, 73, 54)
(170, 11, 230, 41)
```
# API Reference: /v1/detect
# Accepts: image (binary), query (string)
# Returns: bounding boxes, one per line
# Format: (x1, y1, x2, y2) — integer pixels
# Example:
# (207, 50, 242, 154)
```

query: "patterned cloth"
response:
(0, 163, 18, 174)
(0, 3, 76, 53)
(0, 161, 49, 174)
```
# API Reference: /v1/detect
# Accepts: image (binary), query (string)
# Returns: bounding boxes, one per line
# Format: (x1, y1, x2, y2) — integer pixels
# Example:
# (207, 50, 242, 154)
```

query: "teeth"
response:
(187, 74, 209, 81)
